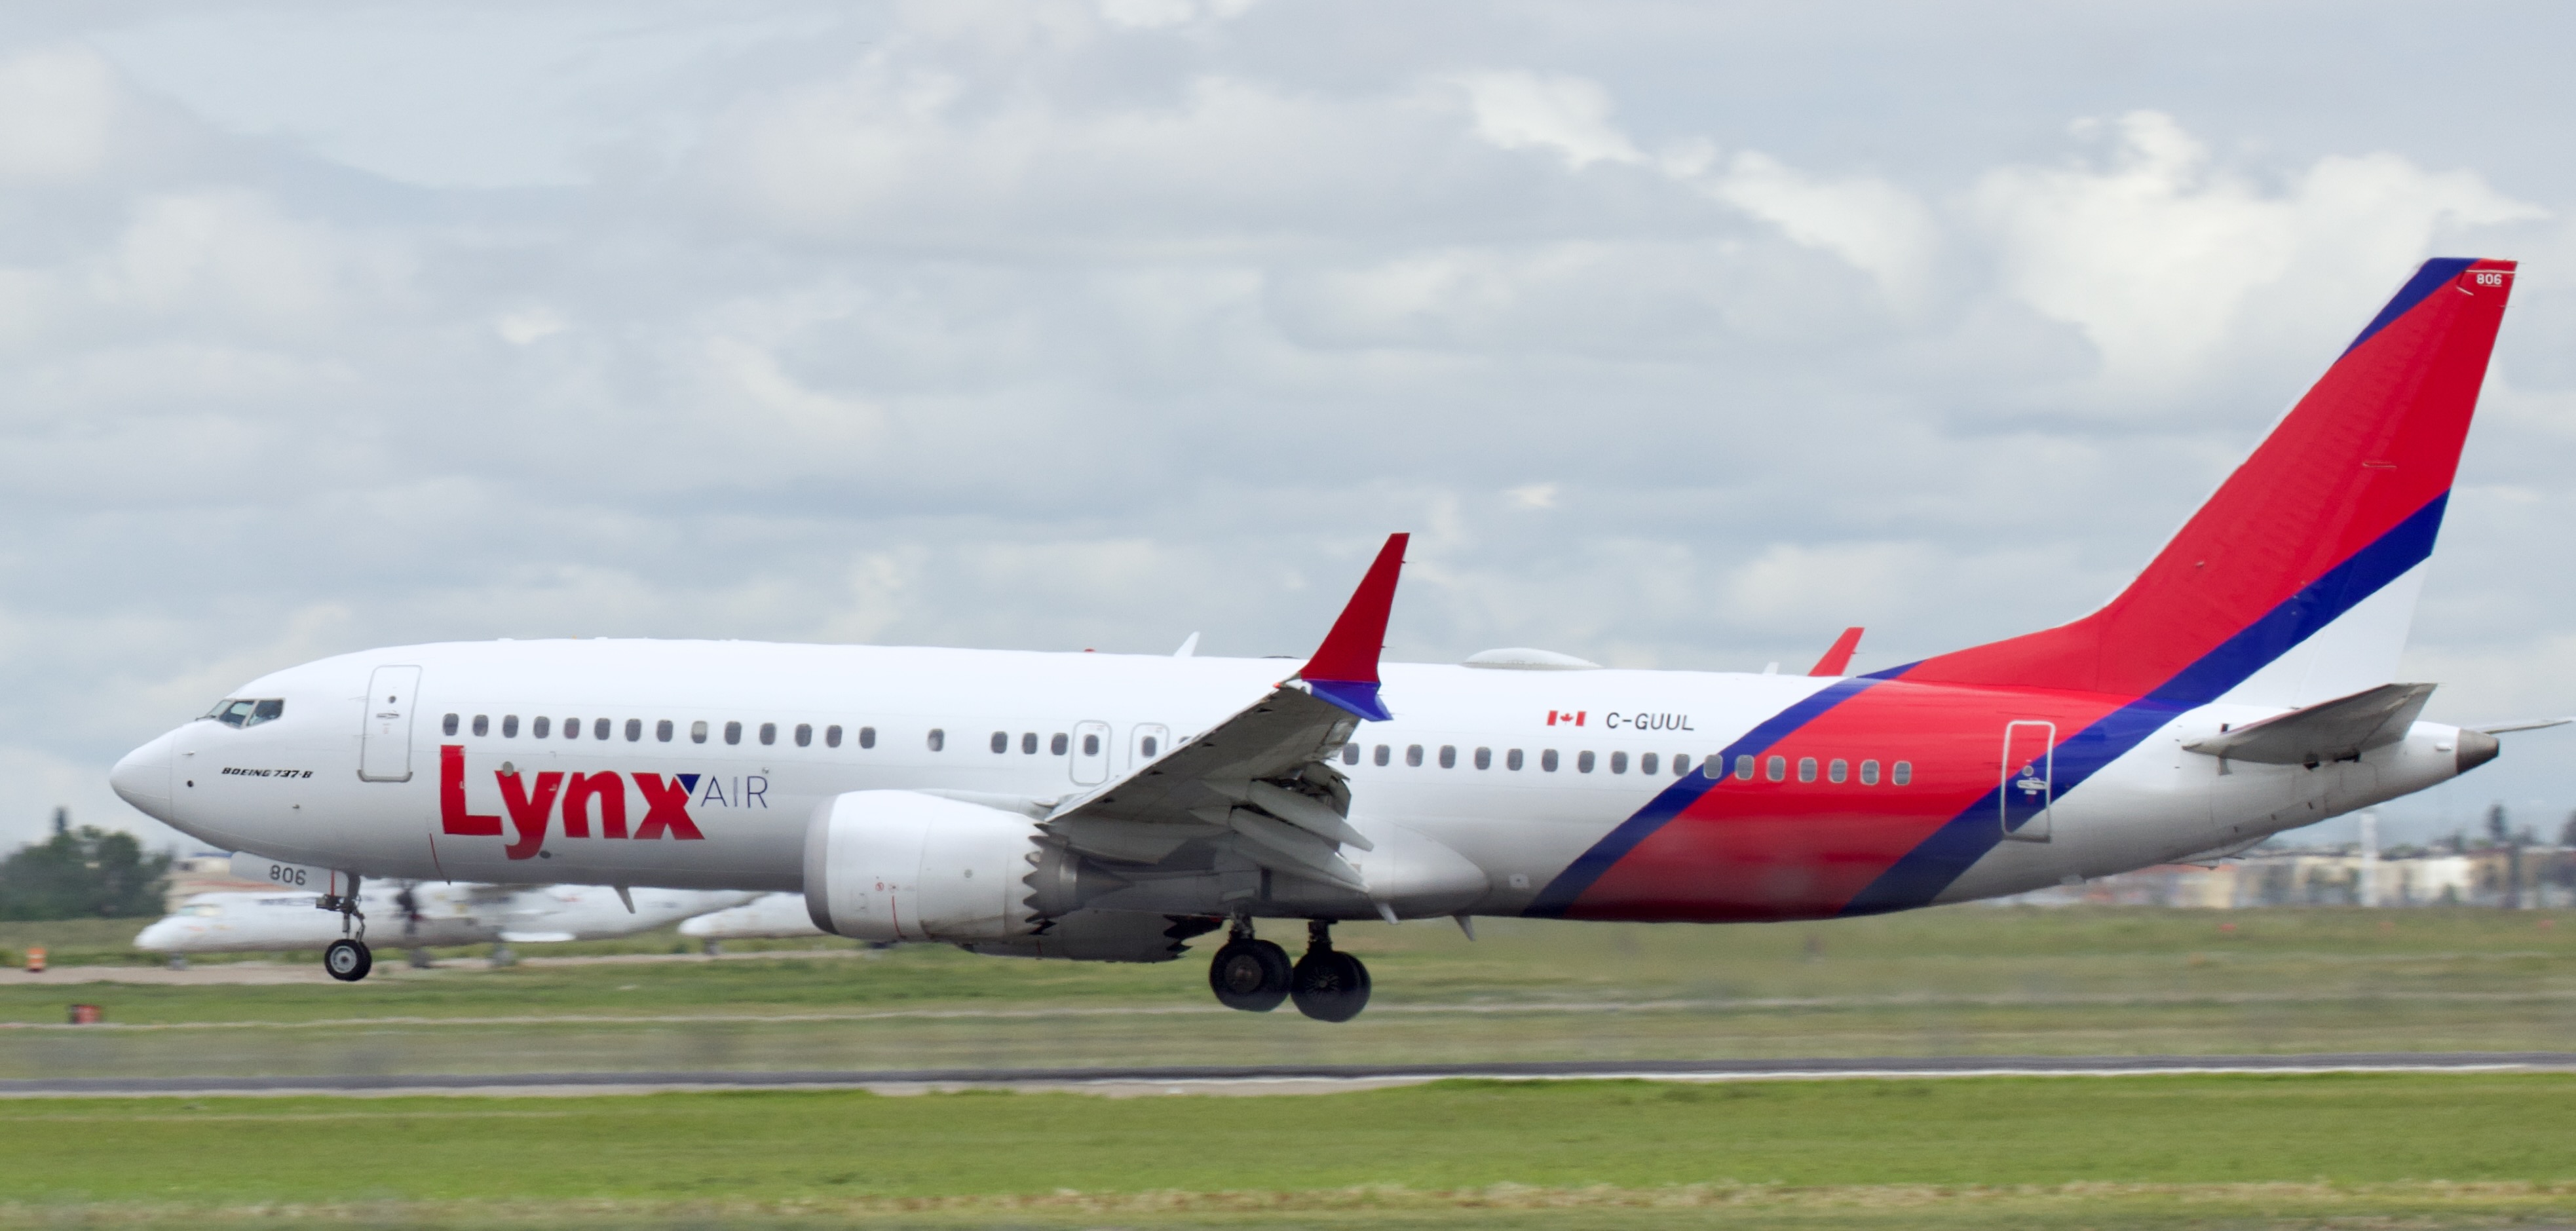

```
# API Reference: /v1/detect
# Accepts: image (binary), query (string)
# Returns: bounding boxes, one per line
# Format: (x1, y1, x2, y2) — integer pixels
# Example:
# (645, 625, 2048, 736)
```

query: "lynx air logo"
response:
(438, 746, 757, 861)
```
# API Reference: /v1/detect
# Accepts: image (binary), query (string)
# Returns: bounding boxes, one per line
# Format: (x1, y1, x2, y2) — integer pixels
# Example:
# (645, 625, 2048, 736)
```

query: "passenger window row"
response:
(987, 730, 1104, 757)
(1340, 742, 1912, 786)
(441, 713, 879, 750)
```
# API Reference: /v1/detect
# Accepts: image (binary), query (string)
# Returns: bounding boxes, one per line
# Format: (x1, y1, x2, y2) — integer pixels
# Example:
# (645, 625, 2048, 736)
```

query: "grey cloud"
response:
(0, 3, 2571, 849)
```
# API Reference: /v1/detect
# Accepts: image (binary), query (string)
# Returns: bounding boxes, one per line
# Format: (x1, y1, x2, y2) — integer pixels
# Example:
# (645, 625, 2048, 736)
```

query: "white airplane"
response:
(678, 892, 829, 947)
(133, 882, 751, 975)
(110, 261, 2546, 1019)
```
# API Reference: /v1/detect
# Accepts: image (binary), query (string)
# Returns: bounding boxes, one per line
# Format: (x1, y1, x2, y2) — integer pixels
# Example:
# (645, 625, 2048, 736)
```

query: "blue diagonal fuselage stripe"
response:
(1837, 494, 2448, 915)
(1523, 677, 1879, 917)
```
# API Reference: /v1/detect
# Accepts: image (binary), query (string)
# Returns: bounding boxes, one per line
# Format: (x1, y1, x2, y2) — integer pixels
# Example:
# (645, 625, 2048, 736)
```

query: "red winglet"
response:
(1298, 533, 1408, 720)
(1808, 626, 1864, 677)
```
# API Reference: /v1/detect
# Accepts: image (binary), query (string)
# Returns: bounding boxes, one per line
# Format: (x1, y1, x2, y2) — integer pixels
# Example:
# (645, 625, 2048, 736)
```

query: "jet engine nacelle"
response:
(803, 791, 1042, 943)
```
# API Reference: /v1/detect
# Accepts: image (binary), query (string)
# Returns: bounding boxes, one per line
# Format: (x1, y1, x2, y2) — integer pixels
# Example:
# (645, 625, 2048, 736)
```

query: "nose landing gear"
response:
(1204, 918, 1373, 1021)
(316, 877, 372, 983)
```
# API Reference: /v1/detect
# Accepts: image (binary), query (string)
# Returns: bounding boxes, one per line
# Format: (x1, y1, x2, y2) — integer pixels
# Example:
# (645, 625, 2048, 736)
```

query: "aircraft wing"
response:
(1038, 534, 1406, 894)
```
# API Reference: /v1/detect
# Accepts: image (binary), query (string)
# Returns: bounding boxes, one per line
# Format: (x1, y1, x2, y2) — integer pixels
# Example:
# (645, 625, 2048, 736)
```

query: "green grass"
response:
(1, 1074, 2573, 1228)
(4, 906, 2573, 1080)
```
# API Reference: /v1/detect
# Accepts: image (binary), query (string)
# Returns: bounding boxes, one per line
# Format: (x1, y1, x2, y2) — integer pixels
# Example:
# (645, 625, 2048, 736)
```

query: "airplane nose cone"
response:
(132, 920, 178, 953)
(111, 732, 178, 822)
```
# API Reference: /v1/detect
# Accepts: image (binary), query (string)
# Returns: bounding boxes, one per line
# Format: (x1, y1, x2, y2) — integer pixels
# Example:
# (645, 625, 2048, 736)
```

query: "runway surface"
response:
(3, 1052, 2570, 1098)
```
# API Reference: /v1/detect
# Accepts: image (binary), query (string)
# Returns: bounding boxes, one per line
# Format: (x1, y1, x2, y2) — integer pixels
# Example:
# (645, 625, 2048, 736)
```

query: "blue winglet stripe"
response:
(2344, 258, 2474, 357)
(1839, 494, 2446, 915)
(1305, 679, 1392, 722)
(1524, 677, 1880, 917)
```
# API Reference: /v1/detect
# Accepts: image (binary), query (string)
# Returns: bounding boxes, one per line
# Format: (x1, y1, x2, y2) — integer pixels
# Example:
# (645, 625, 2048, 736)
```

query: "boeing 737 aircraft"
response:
(111, 259, 2532, 1020)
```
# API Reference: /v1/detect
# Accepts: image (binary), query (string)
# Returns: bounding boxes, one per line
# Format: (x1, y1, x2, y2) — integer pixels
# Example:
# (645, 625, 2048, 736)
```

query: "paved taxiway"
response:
(1, 1053, 2569, 1098)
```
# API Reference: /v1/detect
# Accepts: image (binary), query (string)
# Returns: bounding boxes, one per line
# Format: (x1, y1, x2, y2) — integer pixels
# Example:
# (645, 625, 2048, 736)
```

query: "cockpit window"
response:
(201, 698, 286, 728)
(181, 903, 222, 917)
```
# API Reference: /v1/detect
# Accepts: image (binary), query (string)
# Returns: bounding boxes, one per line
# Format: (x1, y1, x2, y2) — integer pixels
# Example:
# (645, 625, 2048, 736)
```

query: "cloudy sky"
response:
(4, 0, 2573, 851)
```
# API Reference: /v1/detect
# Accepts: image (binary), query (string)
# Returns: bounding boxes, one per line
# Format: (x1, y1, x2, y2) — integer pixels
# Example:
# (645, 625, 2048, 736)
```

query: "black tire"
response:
(1207, 939, 1292, 1012)
(324, 938, 372, 983)
(1291, 948, 1371, 1022)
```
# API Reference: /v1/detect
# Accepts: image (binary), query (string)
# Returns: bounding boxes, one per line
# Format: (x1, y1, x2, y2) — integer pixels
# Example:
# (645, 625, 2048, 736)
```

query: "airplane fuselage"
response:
(113, 637, 2473, 923)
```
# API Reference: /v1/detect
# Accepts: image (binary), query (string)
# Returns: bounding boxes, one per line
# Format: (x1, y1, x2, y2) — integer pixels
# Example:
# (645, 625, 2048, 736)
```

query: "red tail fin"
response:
(1881, 259, 2516, 706)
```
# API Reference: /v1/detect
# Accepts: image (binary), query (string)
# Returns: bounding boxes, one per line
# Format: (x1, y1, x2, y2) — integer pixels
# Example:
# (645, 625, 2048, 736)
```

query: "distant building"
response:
(1992, 846, 2569, 909)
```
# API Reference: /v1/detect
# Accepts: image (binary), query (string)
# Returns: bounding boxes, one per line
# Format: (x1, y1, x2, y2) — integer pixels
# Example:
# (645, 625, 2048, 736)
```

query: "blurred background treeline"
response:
(0, 808, 168, 921)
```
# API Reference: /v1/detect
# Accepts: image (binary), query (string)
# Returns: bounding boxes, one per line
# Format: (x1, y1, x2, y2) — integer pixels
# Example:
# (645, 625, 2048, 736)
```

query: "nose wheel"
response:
(324, 937, 373, 981)
(316, 875, 373, 982)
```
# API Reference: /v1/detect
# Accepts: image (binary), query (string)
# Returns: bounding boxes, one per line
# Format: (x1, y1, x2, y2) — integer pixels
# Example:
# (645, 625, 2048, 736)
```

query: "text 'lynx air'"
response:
(112, 260, 2540, 1020)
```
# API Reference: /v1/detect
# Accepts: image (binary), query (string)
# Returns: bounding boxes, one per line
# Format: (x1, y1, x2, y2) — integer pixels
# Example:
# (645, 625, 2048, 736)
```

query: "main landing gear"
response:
(317, 877, 371, 983)
(1207, 919, 1371, 1022)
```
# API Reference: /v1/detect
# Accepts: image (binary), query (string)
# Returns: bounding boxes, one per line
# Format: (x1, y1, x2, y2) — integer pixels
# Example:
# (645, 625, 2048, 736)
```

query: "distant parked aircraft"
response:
(134, 882, 751, 974)
(677, 892, 827, 951)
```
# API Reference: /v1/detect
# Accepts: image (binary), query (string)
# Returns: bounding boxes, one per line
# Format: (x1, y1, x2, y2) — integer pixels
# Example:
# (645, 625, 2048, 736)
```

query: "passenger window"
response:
(533, 717, 551, 739)
(1859, 759, 1880, 785)
(1141, 735, 1159, 758)
(1639, 753, 1658, 775)
(472, 715, 489, 737)
(1828, 758, 1848, 784)
(1405, 745, 1424, 767)
(859, 726, 877, 749)
(1734, 754, 1754, 780)
(564, 717, 581, 740)
(1082, 733, 1100, 756)
(991, 731, 1009, 753)
(1765, 755, 1786, 782)
(1892, 760, 1912, 786)
(826, 725, 842, 748)
(759, 723, 777, 746)
(1342, 744, 1359, 765)
(594, 718, 610, 740)
(1542, 749, 1559, 772)
(795, 723, 813, 748)
(927, 728, 945, 751)
(1473, 748, 1491, 770)
(1578, 751, 1596, 773)
(1703, 754, 1722, 778)
(1797, 757, 1817, 782)
(691, 720, 708, 744)
(1507, 749, 1524, 770)
(626, 719, 643, 742)
(502, 715, 520, 738)
(1051, 733, 1069, 755)
(1438, 745, 1456, 768)
(1674, 755, 1691, 778)
(1022, 732, 1038, 754)
(442, 713, 459, 736)
(1374, 744, 1390, 767)
(658, 719, 674, 743)
(1614, 751, 1631, 774)
(724, 721, 742, 746)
